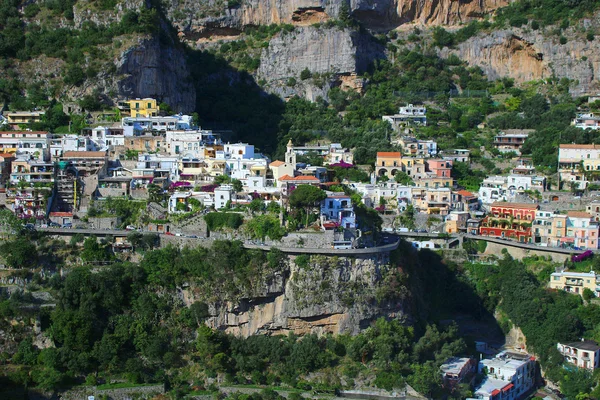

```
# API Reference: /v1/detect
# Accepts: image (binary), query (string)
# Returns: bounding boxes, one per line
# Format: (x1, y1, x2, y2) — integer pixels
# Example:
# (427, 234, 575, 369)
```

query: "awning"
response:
(502, 383, 514, 392)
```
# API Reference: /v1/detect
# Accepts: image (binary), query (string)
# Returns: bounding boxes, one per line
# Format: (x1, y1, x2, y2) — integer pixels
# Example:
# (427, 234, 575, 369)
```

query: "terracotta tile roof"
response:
(376, 152, 402, 158)
(455, 190, 475, 197)
(278, 174, 320, 182)
(0, 153, 16, 158)
(327, 194, 350, 199)
(269, 160, 286, 167)
(567, 211, 592, 218)
(559, 144, 600, 149)
(490, 202, 538, 210)
(62, 151, 107, 158)
(50, 212, 73, 217)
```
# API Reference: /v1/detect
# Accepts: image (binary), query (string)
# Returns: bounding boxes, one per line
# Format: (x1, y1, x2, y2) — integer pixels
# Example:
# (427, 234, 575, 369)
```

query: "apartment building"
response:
(586, 201, 600, 222)
(440, 357, 476, 391)
(396, 136, 437, 157)
(445, 211, 470, 234)
(478, 174, 545, 205)
(375, 152, 403, 180)
(493, 131, 530, 155)
(427, 159, 452, 178)
(125, 98, 159, 117)
(479, 202, 538, 242)
(572, 113, 600, 130)
(473, 352, 536, 400)
(382, 104, 427, 129)
(558, 144, 600, 189)
(549, 270, 600, 297)
(442, 149, 470, 163)
(5, 111, 45, 129)
(413, 187, 451, 215)
(320, 194, 356, 229)
(0, 131, 51, 160)
(557, 341, 600, 370)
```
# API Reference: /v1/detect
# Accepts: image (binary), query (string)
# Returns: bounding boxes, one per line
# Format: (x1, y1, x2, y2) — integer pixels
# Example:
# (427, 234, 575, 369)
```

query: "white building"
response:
(0, 131, 51, 160)
(50, 135, 92, 158)
(557, 340, 600, 370)
(473, 352, 536, 400)
(122, 114, 195, 135)
(165, 130, 221, 157)
(219, 143, 255, 160)
(573, 113, 600, 130)
(214, 185, 234, 209)
(478, 175, 546, 205)
(382, 104, 427, 129)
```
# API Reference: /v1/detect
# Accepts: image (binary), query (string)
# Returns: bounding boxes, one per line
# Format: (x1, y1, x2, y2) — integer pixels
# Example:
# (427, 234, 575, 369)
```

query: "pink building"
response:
(427, 159, 453, 178)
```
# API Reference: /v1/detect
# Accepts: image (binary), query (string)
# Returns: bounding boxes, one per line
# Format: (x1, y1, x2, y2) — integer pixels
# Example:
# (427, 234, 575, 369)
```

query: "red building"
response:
(479, 202, 539, 243)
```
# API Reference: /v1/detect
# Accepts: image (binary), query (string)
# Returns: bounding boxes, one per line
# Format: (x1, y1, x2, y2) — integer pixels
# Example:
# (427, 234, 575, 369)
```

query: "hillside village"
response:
(4, 97, 600, 398)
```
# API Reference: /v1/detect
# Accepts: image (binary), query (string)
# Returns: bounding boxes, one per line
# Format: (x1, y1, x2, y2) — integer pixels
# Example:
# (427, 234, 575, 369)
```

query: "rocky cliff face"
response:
(167, 0, 510, 36)
(183, 253, 409, 337)
(257, 26, 382, 100)
(438, 18, 600, 95)
(117, 36, 196, 112)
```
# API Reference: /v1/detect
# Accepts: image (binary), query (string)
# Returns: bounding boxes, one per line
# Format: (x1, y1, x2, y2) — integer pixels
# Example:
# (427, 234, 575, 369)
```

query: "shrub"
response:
(204, 212, 243, 231)
(300, 68, 312, 80)
(559, 36, 567, 45)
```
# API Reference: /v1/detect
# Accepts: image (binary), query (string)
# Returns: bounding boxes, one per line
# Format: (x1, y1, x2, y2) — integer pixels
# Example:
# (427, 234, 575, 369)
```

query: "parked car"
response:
(164, 232, 174, 236)
(396, 227, 409, 233)
(49, 222, 61, 228)
(125, 225, 136, 231)
(63, 223, 72, 229)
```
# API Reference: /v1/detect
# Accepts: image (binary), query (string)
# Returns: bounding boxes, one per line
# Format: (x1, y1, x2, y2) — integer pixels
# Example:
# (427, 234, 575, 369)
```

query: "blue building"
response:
(320, 194, 356, 229)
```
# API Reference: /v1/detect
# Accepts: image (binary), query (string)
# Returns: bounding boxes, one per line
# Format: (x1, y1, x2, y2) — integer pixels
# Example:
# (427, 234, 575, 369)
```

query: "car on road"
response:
(49, 222, 61, 228)
(164, 232, 174, 236)
(125, 225, 137, 231)
(63, 223, 73, 229)
(40, 224, 48, 228)
(187, 235, 198, 238)
(396, 227, 409, 233)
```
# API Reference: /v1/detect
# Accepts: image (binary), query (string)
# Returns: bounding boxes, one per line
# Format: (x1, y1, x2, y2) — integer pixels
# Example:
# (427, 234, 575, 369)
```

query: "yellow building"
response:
(269, 160, 294, 182)
(126, 98, 159, 118)
(376, 152, 403, 179)
(5, 111, 45, 129)
(549, 270, 599, 296)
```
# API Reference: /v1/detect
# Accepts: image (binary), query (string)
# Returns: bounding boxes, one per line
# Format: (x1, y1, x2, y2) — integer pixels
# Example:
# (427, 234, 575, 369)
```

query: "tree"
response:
(289, 185, 326, 227)
(0, 237, 38, 268)
(147, 184, 164, 204)
(394, 171, 414, 185)
(300, 68, 312, 80)
(398, 205, 416, 231)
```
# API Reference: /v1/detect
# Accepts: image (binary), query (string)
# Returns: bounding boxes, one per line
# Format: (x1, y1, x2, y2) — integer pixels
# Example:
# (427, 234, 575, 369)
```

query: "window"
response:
(148, 102, 152, 108)
(554, 276, 559, 281)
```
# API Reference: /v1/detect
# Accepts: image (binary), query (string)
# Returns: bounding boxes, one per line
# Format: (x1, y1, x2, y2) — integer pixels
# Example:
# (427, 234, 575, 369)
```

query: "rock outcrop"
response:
(116, 37, 197, 112)
(257, 26, 383, 100)
(187, 254, 409, 337)
(438, 21, 600, 95)
(167, 0, 511, 36)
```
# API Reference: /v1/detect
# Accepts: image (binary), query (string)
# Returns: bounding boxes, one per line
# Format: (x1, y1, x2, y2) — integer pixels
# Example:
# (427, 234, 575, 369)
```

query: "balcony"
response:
(566, 279, 583, 286)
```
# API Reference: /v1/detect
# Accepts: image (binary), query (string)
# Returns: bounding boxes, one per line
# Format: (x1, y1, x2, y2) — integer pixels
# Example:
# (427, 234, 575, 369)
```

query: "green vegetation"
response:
(204, 212, 244, 231)
(464, 254, 600, 396)
(494, 0, 600, 28)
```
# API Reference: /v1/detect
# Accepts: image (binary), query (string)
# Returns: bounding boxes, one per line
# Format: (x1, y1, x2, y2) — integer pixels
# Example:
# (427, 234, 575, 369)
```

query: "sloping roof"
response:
(563, 340, 600, 351)
(567, 211, 592, 218)
(278, 174, 320, 182)
(50, 212, 73, 217)
(455, 190, 475, 197)
(62, 151, 107, 158)
(559, 144, 600, 149)
(490, 202, 538, 210)
(376, 152, 402, 158)
(269, 160, 286, 167)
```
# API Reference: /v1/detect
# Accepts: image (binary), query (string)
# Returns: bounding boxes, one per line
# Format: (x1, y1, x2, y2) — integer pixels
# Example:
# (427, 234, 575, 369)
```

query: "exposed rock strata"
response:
(187, 254, 409, 337)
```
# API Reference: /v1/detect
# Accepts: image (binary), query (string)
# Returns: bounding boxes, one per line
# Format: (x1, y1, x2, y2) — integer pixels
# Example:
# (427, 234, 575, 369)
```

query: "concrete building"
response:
(442, 149, 470, 163)
(572, 113, 600, 130)
(479, 202, 538, 243)
(413, 187, 451, 215)
(478, 175, 546, 205)
(493, 131, 530, 155)
(427, 159, 452, 178)
(550, 270, 600, 297)
(382, 104, 427, 129)
(375, 152, 403, 180)
(446, 211, 470, 234)
(558, 144, 600, 189)
(5, 111, 45, 129)
(557, 340, 600, 370)
(440, 357, 476, 391)
(473, 352, 536, 400)
(320, 194, 356, 230)
(395, 136, 437, 157)
(125, 98, 159, 118)
(214, 185, 234, 209)
(0, 131, 51, 160)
